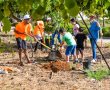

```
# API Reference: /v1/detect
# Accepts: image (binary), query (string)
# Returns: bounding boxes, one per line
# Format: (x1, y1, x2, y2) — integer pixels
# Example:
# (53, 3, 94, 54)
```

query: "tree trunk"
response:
(102, 16, 105, 27)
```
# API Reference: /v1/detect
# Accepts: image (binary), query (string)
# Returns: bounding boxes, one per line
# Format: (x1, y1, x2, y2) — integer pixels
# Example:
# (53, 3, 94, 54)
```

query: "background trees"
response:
(0, 0, 110, 33)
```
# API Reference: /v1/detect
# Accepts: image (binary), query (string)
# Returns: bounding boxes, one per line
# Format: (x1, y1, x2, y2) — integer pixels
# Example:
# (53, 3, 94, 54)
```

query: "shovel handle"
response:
(36, 40, 52, 50)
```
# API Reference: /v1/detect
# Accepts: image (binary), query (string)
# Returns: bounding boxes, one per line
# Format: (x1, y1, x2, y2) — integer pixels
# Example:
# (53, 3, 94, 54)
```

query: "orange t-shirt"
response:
(33, 25, 44, 36)
(15, 21, 32, 40)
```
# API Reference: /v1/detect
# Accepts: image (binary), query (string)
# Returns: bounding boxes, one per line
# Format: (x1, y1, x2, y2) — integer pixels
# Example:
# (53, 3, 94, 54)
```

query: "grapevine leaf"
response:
(0, 11, 4, 21)
(2, 17, 11, 33)
(4, 4, 10, 17)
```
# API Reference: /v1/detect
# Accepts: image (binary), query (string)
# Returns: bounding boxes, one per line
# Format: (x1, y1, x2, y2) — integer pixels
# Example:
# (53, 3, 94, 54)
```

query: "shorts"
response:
(76, 48, 84, 53)
(76, 46, 84, 50)
(16, 38, 27, 49)
(65, 45, 76, 56)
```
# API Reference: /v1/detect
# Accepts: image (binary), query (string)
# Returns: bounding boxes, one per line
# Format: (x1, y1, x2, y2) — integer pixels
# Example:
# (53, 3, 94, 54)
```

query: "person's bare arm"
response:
(96, 22, 103, 36)
(99, 29, 103, 37)
(60, 41, 64, 47)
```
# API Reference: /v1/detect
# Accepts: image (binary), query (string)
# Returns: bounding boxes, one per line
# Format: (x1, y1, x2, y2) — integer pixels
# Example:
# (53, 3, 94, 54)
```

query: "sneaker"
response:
(79, 61, 83, 65)
(73, 59, 79, 64)
(91, 59, 97, 63)
(66, 60, 70, 62)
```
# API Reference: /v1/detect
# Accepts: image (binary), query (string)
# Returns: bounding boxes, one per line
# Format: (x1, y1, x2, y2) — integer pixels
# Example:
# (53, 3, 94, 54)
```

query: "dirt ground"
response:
(0, 35, 110, 90)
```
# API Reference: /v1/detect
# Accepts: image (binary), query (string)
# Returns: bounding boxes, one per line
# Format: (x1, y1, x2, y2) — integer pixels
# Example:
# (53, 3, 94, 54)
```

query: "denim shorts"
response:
(16, 38, 27, 49)
(65, 45, 76, 56)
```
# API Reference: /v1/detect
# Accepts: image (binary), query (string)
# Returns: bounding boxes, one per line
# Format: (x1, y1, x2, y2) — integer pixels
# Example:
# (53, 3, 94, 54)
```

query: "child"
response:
(75, 27, 87, 62)
(70, 18, 80, 36)
(59, 28, 77, 63)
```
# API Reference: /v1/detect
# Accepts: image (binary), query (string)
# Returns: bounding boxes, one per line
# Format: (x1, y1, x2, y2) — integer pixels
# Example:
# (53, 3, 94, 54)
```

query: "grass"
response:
(0, 42, 14, 53)
(86, 69, 110, 80)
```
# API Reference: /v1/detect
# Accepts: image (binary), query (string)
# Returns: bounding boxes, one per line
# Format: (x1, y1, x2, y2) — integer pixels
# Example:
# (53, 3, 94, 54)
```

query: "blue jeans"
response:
(51, 33, 61, 46)
(90, 38, 98, 60)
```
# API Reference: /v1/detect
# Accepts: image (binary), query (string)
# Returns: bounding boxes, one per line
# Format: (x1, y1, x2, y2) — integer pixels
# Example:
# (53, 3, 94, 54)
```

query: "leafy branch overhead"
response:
(0, 0, 110, 33)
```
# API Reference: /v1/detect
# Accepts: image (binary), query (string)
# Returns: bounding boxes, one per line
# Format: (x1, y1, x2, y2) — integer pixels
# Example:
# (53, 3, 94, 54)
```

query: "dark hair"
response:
(70, 18, 75, 22)
(59, 28, 65, 33)
(79, 27, 84, 32)
(55, 30, 58, 33)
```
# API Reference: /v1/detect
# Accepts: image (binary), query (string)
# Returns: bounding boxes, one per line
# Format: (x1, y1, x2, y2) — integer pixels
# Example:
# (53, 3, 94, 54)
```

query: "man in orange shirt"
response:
(15, 14, 35, 66)
(33, 20, 44, 52)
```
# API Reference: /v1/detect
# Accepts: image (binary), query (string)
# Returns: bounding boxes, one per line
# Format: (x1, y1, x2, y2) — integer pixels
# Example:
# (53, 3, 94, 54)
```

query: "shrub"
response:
(102, 27, 110, 37)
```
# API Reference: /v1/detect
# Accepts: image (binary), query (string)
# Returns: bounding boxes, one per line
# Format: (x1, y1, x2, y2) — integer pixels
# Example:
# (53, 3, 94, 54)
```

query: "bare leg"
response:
(66, 55, 70, 62)
(73, 55, 77, 61)
(23, 49, 30, 63)
(18, 49, 23, 66)
(80, 50, 84, 62)
(76, 50, 79, 59)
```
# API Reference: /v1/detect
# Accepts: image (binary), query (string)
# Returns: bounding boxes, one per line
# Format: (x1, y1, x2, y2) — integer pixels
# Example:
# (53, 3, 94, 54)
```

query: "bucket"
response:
(48, 50, 56, 61)
(83, 59, 91, 69)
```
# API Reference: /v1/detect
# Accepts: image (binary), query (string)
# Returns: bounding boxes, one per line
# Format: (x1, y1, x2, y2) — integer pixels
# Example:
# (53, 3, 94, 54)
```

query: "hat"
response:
(90, 15, 95, 19)
(37, 21, 44, 25)
(23, 15, 30, 20)
(37, 21, 44, 28)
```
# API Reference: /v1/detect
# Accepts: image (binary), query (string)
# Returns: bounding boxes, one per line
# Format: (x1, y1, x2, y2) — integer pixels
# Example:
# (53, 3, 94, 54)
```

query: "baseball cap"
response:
(23, 14, 30, 20)
(90, 15, 95, 19)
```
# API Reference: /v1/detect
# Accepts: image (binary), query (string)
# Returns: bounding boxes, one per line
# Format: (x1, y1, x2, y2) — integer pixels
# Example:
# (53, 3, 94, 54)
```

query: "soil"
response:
(0, 35, 110, 90)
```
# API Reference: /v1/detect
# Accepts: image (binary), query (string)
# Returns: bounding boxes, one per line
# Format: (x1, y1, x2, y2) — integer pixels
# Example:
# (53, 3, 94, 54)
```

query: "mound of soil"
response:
(42, 60, 71, 73)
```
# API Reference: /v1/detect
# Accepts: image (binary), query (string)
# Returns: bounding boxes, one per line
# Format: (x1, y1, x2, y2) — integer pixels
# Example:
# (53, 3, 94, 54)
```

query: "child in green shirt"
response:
(59, 28, 77, 62)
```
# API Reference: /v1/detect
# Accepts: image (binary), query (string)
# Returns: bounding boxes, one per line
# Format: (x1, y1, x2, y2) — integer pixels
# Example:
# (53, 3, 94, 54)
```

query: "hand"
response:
(100, 32, 103, 37)
(100, 32, 103, 36)
(59, 46, 63, 52)
(34, 37, 37, 42)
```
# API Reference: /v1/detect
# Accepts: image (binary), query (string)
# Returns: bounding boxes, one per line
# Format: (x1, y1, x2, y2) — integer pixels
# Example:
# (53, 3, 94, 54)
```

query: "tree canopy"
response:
(0, 0, 110, 32)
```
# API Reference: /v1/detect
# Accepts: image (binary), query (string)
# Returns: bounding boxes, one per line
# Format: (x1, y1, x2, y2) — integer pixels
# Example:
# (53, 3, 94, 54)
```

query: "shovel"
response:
(36, 40, 62, 58)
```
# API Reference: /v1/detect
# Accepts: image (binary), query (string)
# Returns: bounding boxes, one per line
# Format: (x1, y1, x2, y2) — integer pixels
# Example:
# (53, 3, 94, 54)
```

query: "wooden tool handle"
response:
(37, 40, 52, 50)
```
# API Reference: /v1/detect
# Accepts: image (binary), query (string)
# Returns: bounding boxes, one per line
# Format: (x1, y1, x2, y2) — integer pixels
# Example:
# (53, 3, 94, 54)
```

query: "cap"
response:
(23, 14, 30, 20)
(37, 21, 44, 28)
(90, 15, 95, 19)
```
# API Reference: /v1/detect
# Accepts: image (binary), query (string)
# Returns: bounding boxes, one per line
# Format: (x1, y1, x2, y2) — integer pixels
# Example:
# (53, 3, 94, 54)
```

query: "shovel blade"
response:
(56, 50, 62, 58)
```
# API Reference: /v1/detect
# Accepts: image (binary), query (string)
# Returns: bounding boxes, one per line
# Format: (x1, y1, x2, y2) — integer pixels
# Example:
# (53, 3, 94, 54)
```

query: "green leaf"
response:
(35, 5, 46, 15)
(31, 10, 42, 20)
(95, 0, 100, 4)
(104, 2, 110, 9)
(83, 0, 88, 6)
(0, 11, 4, 21)
(59, 0, 64, 2)
(61, 9, 69, 20)
(17, 0, 32, 12)
(68, 4, 80, 17)
(65, 0, 75, 9)
(108, 0, 110, 2)
(0, 0, 3, 4)
(59, 5, 65, 10)
(3, 3, 10, 17)
(90, 3, 95, 13)
(2, 17, 11, 33)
